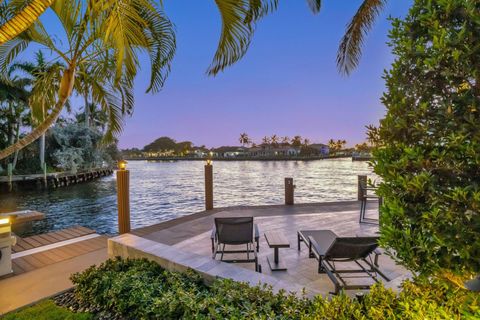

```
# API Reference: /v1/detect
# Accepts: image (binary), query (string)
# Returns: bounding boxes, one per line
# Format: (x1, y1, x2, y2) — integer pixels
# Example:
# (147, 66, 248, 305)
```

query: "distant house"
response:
(309, 144, 329, 156)
(248, 145, 300, 157)
(212, 146, 248, 158)
(190, 147, 209, 158)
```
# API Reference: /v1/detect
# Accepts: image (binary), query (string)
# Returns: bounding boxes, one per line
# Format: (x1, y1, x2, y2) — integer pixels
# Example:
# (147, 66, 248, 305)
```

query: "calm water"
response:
(0, 159, 373, 235)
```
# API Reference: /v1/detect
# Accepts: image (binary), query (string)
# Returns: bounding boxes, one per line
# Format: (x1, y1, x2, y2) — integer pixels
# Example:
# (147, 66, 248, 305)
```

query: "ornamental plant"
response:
(369, 0, 480, 277)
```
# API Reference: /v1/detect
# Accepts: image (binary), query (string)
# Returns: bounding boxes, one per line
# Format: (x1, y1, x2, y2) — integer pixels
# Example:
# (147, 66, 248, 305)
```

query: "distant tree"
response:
(355, 142, 371, 153)
(303, 138, 310, 146)
(281, 136, 290, 146)
(262, 136, 270, 145)
(291, 136, 302, 147)
(239, 133, 251, 147)
(143, 137, 177, 152)
(270, 134, 279, 147)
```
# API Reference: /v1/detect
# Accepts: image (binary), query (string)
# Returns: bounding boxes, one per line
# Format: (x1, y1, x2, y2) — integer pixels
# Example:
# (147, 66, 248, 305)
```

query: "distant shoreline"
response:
(123, 155, 371, 162)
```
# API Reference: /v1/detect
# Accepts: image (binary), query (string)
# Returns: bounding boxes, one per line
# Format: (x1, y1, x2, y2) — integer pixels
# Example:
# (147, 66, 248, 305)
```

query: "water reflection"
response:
(0, 158, 373, 235)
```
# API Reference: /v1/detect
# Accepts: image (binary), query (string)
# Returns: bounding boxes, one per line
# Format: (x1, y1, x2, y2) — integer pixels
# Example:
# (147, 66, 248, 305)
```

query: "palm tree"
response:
(0, 0, 176, 160)
(291, 136, 302, 147)
(270, 134, 279, 147)
(0, 0, 386, 75)
(281, 136, 290, 146)
(10, 51, 62, 169)
(303, 138, 310, 146)
(262, 136, 270, 145)
(239, 133, 250, 147)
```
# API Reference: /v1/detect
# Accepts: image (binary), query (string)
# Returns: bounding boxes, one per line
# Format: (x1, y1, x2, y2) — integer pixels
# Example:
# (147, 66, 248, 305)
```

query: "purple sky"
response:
(43, 1, 412, 149)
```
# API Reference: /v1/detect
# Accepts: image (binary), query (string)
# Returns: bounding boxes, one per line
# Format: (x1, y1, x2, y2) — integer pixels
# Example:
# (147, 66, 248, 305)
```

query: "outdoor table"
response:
(264, 231, 290, 271)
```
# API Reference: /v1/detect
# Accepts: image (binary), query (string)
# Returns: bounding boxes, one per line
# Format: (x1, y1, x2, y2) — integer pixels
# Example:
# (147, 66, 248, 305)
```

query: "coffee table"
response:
(264, 231, 290, 271)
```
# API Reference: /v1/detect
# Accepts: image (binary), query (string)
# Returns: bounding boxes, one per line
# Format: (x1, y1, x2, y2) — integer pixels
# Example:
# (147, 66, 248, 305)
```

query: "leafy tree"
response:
(370, 0, 480, 278)
(0, 0, 176, 160)
(281, 136, 290, 146)
(10, 51, 63, 170)
(291, 135, 302, 147)
(143, 137, 177, 153)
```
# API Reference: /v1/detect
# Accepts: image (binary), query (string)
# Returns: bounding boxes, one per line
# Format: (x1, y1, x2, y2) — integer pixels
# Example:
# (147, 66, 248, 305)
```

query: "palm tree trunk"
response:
(84, 93, 90, 127)
(0, 67, 75, 160)
(12, 119, 20, 170)
(39, 133, 45, 169)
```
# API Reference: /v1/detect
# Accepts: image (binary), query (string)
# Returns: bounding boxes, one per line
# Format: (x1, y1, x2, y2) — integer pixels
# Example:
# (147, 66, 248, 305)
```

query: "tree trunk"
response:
(12, 118, 20, 170)
(39, 133, 45, 169)
(0, 67, 75, 160)
(84, 90, 90, 127)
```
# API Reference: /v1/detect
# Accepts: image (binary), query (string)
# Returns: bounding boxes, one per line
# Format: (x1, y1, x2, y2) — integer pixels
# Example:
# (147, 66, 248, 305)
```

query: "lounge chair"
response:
(211, 217, 261, 272)
(297, 230, 389, 294)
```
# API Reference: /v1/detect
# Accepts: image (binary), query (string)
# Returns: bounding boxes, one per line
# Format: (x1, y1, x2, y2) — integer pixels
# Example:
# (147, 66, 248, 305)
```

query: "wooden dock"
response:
(9, 226, 107, 276)
(0, 168, 114, 192)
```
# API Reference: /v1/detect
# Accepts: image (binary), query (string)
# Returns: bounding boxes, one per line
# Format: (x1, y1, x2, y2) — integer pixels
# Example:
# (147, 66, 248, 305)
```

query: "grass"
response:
(2, 300, 92, 320)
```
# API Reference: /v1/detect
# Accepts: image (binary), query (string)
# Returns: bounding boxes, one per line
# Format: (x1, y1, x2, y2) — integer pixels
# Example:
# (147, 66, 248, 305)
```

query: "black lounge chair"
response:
(297, 230, 389, 294)
(211, 217, 261, 272)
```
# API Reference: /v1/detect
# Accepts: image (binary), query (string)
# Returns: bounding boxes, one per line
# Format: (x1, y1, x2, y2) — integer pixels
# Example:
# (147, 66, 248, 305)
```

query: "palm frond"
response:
(337, 0, 387, 75)
(0, 37, 29, 75)
(208, 0, 277, 76)
(0, 0, 53, 45)
(305, 0, 321, 14)
(139, 3, 175, 93)
(50, 0, 83, 43)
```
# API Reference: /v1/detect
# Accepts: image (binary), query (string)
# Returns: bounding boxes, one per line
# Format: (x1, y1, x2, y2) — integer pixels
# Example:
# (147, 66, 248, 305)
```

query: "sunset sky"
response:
(43, 1, 412, 149)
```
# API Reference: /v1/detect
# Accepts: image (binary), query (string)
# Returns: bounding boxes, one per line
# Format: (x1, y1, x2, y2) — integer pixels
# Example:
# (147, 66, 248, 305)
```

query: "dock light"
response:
(465, 275, 480, 292)
(206, 159, 212, 166)
(118, 160, 128, 170)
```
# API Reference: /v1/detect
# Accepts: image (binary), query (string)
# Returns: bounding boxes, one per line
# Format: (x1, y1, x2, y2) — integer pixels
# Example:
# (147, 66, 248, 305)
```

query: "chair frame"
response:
(211, 217, 260, 272)
(297, 230, 389, 294)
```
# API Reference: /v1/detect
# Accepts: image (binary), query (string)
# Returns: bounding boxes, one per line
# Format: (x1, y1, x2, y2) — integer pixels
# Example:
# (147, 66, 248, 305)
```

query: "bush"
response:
(368, 0, 480, 276)
(70, 258, 479, 320)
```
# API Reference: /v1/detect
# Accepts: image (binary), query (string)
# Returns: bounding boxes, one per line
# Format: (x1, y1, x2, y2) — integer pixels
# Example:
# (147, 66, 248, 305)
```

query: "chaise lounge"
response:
(211, 217, 261, 272)
(297, 230, 389, 294)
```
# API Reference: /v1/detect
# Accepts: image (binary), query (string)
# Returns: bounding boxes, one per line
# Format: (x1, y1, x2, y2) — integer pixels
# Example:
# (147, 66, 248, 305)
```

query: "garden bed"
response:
(35, 257, 479, 319)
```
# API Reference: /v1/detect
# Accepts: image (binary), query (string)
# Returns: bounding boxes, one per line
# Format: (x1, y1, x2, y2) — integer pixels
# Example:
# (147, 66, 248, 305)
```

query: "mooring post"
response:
(205, 159, 213, 210)
(358, 175, 367, 201)
(116, 160, 131, 234)
(285, 178, 294, 205)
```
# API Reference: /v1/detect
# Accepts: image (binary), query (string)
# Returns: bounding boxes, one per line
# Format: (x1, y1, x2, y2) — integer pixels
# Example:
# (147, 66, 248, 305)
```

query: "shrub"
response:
(70, 258, 479, 319)
(368, 0, 480, 276)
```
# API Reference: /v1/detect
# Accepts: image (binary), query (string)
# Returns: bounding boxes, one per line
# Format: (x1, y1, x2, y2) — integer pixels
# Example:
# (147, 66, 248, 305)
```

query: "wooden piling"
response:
(116, 169, 131, 234)
(285, 178, 294, 205)
(205, 164, 213, 210)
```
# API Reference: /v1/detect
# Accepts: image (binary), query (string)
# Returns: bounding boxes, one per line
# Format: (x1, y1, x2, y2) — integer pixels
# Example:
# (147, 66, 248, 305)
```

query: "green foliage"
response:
(71, 257, 479, 320)
(142, 136, 193, 155)
(47, 123, 119, 172)
(2, 300, 92, 320)
(369, 0, 480, 276)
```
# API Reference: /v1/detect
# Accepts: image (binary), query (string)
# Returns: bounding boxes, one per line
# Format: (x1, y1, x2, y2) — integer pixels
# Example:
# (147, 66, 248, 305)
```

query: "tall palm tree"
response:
(303, 138, 310, 146)
(291, 135, 302, 147)
(0, 0, 176, 160)
(281, 136, 290, 145)
(270, 134, 279, 147)
(239, 132, 250, 147)
(10, 51, 62, 169)
(0, 0, 387, 75)
(262, 136, 270, 145)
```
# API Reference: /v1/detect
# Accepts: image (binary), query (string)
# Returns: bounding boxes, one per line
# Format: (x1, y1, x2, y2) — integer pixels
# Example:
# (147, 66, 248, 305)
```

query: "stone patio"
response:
(132, 201, 409, 296)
